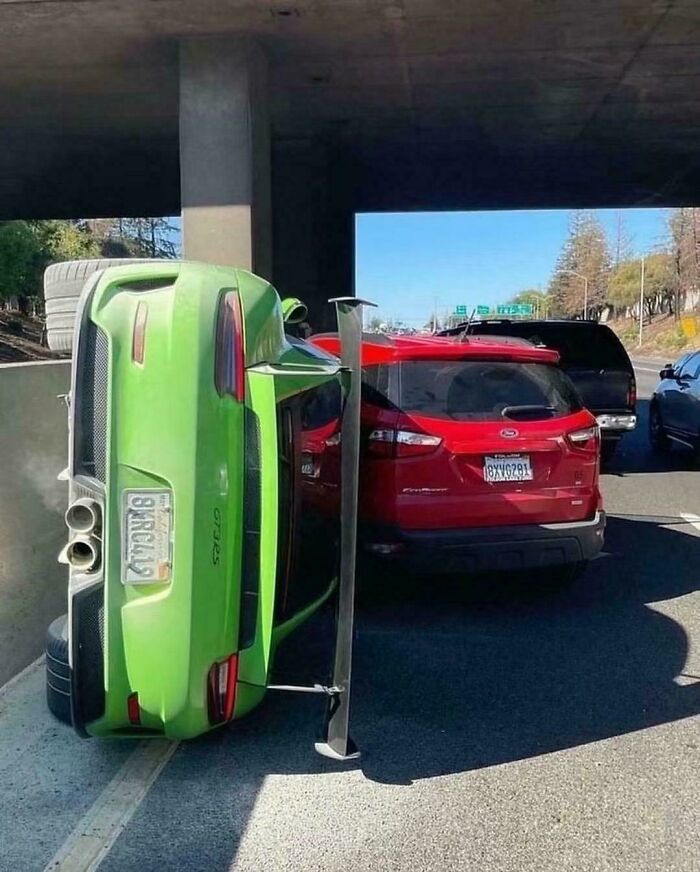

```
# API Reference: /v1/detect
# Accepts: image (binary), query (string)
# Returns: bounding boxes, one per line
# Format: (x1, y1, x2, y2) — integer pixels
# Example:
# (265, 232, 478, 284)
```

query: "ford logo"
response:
(500, 428, 518, 438)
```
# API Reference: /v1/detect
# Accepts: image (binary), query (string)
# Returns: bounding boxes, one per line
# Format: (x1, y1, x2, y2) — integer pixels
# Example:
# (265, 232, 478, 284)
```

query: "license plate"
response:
(483, 454, 533, 483)
(122, 490, 173, 584)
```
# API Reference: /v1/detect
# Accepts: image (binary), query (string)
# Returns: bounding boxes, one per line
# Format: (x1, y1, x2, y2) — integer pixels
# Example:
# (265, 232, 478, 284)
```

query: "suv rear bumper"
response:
(362, 511, 605, 574)
(596, 413, 636, 440)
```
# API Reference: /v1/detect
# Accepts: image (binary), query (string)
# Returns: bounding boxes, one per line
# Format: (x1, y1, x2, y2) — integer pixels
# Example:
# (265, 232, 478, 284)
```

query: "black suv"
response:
(439, 319, 636, 461)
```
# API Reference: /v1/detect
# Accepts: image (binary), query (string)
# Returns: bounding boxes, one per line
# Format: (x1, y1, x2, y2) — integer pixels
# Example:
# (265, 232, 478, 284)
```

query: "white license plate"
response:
(122, 490, 173, 584)
(483, 454, 533, 483)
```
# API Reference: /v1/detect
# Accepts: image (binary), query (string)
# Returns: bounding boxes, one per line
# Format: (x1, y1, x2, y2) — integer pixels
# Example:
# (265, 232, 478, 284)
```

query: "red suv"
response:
(312, 333, 605, 579)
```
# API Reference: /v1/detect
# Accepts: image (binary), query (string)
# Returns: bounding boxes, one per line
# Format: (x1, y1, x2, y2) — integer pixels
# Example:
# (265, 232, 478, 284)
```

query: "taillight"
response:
(207, 654, 239, 725)
(567, 425, 599, 450)
(367, 428, 442, 458)
(627, 375, 636, 409)
(132, 301, 148, 364)
(127, 692, 141, 726)
(215, 292, 245, 401)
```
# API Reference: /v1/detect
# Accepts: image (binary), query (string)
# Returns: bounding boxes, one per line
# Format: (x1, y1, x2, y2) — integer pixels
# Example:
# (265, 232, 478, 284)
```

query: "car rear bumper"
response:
(362, 511, 605, 573)
(596, 413, 636, 439)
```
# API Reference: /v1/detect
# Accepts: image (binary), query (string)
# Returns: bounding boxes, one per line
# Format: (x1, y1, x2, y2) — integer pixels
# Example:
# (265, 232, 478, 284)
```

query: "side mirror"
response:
(659, 365, 675, 380)
(281, 297, 308, 325)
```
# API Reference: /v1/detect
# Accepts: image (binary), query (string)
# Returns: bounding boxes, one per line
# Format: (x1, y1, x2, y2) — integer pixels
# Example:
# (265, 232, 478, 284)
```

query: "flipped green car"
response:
(55, 260, 358, 741)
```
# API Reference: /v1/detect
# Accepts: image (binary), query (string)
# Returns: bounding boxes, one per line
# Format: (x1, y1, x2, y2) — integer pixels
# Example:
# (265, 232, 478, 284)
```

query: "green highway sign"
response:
(454, 304, 468, 316)
(476, 305, 491, 315)
(496, 303, 534, 316)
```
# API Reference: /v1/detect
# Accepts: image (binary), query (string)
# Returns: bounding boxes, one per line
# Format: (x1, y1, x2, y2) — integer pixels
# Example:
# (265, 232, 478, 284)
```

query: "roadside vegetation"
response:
(0, 218, 177, 361)
(507, 208, 700, 357)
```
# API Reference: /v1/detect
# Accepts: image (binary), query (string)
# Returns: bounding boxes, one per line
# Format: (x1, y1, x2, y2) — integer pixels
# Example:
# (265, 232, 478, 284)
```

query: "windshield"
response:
(399, 360, 582, 422)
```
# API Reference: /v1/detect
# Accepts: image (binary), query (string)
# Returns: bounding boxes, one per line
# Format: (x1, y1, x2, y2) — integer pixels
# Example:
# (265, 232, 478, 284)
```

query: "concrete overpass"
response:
(2, 0, 700, 321)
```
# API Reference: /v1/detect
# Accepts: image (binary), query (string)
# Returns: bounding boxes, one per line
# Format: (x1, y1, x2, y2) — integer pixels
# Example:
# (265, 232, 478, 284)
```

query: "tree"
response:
(667, 208, 700, 319)
(612, 211, 634, 268)
(36, 220, 100, 263)
(87, 218, 178, 259)
(549, 211, 611, 319)
(0, 222, 44, 307)
(608, 254, 673, 319)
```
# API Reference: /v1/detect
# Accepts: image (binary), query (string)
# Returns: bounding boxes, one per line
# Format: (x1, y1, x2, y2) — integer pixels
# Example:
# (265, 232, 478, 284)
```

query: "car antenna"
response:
(457, 308, 476, 342)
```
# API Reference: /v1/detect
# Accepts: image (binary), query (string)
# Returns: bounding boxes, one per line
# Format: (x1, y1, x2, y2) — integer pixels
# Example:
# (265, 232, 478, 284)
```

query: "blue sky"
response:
(355, 208, 671, 327)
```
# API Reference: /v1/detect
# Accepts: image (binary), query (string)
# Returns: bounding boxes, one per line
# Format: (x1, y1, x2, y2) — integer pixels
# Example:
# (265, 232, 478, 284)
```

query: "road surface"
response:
(1, 360, 698, 872)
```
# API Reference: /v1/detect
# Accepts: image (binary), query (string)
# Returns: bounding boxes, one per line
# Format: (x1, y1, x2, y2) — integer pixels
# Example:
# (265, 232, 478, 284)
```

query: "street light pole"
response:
(638, 256, 646, 347)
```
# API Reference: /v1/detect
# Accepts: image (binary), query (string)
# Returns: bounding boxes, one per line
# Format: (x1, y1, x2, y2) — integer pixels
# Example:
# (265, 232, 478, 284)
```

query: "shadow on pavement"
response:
(101, 513, 700, 870)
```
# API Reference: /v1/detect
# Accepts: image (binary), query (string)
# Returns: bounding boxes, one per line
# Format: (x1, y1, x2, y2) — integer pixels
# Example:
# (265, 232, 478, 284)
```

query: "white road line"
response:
(42, 739, 180, 872)
(680, 512, 700, 533)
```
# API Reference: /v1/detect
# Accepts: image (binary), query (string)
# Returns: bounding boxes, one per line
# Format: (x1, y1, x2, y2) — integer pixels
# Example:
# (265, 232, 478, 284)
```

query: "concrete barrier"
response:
(0, 361, 70, 686)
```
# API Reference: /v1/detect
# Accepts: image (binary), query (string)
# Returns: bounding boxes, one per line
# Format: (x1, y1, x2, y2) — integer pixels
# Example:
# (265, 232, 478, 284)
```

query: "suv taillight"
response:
(627, 375, 636, 409)
(567, 425, 599, 450)
(368, 429, 442, 458)
(215, 292, 245, 400)
(207, 654, 239, 725)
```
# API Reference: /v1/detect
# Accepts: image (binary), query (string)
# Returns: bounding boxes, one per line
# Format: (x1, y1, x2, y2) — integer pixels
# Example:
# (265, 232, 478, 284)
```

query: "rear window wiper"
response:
(501, 404, 557, 420)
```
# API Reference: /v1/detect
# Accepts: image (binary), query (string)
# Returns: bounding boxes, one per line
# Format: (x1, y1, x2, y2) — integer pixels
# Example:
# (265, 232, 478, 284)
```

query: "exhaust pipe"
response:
(65, 498, 101, 535)
(65, 537, 101, 573)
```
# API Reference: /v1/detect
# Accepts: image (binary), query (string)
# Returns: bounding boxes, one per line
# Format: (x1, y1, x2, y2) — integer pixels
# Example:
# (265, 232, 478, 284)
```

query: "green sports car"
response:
(57, 260, 355, 741)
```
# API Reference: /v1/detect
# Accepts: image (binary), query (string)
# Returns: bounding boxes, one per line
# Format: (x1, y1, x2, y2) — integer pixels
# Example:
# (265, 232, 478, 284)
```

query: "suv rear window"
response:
(399, 360, 582, 422)
(469, 323, 630, 370)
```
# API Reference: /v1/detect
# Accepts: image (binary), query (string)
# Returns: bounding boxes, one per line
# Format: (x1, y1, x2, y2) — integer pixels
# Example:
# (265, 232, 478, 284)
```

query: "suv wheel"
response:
(649, 404, 670, 454)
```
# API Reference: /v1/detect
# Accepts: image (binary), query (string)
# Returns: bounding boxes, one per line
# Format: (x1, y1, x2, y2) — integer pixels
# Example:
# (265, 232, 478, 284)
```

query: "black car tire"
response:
(43, 258, 167, 354)
(46, 615, 72, 726)
(649, 403, 670, 454)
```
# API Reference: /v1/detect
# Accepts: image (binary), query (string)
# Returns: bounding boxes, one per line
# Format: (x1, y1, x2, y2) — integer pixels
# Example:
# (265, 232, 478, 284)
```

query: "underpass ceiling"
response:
(1, 0, 700, 215)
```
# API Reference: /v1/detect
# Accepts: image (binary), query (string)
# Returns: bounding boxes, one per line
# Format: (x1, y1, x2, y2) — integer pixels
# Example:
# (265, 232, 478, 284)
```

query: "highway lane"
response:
(1, 361, 698, 872)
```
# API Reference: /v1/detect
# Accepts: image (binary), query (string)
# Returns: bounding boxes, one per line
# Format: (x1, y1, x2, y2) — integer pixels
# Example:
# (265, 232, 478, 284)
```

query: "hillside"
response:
(0, 311, 62, 364)
(608, 312, 698, 360)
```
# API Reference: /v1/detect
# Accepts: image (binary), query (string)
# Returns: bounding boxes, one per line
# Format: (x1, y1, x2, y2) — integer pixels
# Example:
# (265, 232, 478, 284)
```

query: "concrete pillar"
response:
(272, 140, 355, 331)
(179, 38, 272, 279)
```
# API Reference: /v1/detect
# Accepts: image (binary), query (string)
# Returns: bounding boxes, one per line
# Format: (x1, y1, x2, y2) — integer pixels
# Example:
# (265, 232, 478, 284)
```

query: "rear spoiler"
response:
(314, 297, 375, 762)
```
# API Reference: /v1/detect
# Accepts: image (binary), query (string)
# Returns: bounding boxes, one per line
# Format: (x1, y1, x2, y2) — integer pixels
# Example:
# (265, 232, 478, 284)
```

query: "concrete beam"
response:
(179, 38, 272, 279)
(272, 140, 355, 331)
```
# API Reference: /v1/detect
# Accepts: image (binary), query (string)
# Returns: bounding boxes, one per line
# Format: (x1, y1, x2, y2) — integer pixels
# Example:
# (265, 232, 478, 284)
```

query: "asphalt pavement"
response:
(1, 360, 698, 872)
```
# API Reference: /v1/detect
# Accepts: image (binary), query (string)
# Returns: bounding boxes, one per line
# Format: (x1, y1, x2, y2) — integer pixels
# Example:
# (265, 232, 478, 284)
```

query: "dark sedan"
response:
(650, 350, 700, 457)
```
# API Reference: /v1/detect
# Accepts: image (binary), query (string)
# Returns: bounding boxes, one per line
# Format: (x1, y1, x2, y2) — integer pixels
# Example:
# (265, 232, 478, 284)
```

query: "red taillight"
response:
(132, 301, 148, 364)
(127, 692, 141, 726)
(215, 292, 245, 401)
(628, 376, 637, 409)
(367, 428, 442, 458)
(567, 425, 599, 450)
(207, 654, 239, 725)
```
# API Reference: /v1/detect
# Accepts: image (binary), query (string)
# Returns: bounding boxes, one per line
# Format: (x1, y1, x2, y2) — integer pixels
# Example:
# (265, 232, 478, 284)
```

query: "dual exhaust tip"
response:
(62, 498, 101, 573)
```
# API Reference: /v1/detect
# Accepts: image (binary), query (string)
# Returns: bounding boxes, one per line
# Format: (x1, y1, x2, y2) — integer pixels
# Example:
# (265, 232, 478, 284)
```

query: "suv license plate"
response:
(122, 489, 173, 585)
(483, 454, 533, 483)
